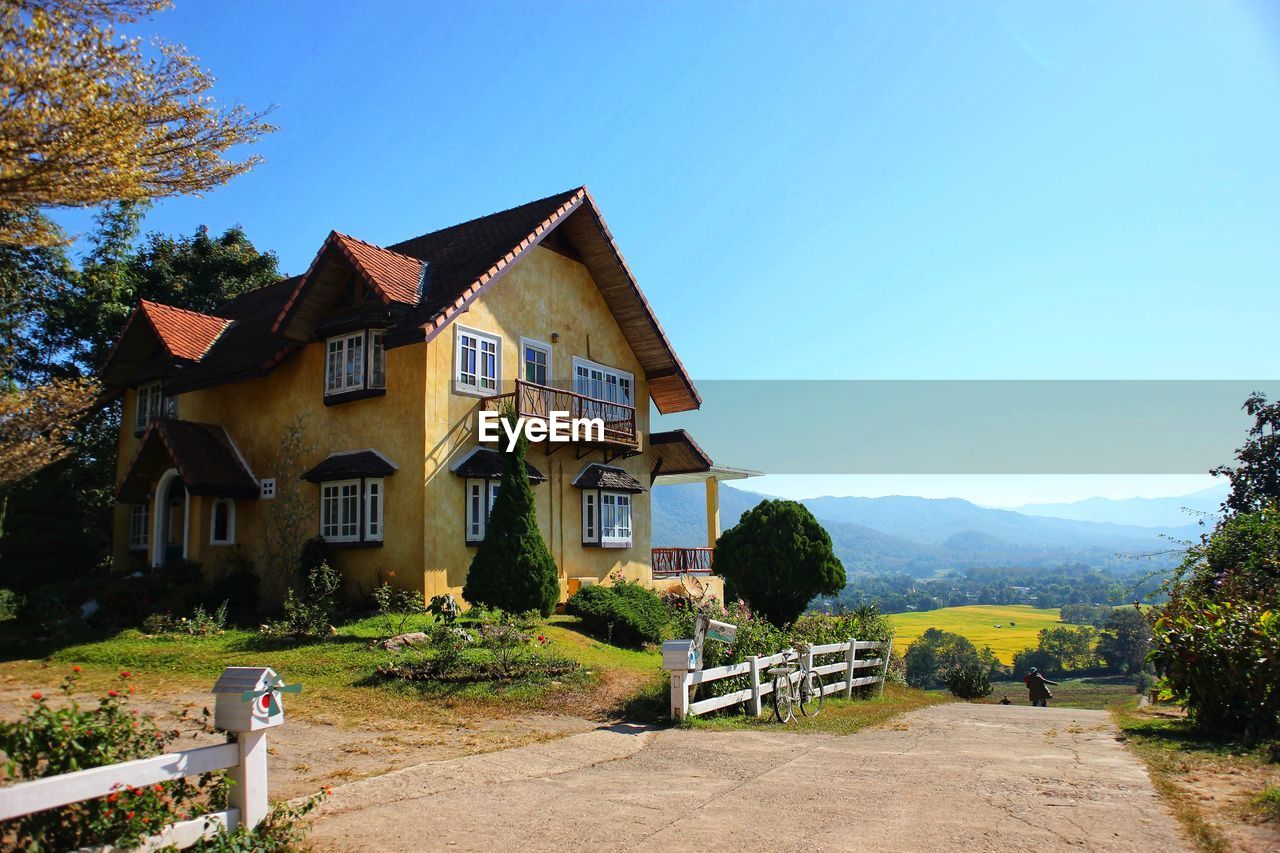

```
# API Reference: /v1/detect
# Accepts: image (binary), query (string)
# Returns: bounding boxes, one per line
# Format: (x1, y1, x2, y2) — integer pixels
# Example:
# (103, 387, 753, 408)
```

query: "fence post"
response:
(803, 645, 814, 696)
(228, 730, 269, 829)
(877, 638, 894, 698)
(669, 670, 690, 721)
(844, 638, 857, 698)
(749, 655, 762, 717)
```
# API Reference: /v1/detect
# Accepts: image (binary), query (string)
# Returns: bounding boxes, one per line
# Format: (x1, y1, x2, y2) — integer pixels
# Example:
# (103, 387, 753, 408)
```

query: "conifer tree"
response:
(462, 424, 560, 617)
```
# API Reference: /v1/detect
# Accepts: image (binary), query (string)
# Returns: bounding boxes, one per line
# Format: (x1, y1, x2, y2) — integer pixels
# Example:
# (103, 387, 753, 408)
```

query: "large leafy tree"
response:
(713, 499, 845, 627)
(903, 627, 984, 688)
(0, 212, 280, 588)
(0, 0, 275, 247)
(1096, 607, 1152, 675)
(1211, 392, 1280, 515)
(463, 429, 560, 617)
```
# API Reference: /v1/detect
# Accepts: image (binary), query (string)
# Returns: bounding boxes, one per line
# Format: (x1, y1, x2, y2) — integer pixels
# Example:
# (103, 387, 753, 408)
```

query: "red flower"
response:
(30, 692, 41, 700)
(120, 671, 131, 678)
(108, 792, 118, 803)
(71, 665, 81, 673)
(323, 785, 332, 795)
(108, 690, 118, 697)
(126, 810, 135, 820)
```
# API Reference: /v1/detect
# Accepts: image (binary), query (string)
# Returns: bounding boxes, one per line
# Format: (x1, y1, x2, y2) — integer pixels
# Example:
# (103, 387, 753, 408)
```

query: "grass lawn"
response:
(684, 684, 950, 735)
(1114, 706, 1280, 852)
(888, 604, 1062, 664)
(0, 614, 663, 728)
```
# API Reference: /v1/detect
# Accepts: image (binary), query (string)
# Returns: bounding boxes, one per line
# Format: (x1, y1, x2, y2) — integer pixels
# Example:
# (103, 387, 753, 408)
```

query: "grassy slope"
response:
(888, 604, 1063, 664)
(0, 615, 664, 727)
(1114, 707, 1280, 852)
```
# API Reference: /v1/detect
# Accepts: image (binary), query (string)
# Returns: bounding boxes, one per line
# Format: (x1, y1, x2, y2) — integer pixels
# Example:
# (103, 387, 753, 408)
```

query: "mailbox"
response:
(662, 640, 697, 671)
(706, 619, 737, 643)
(212, 666, 285, 732)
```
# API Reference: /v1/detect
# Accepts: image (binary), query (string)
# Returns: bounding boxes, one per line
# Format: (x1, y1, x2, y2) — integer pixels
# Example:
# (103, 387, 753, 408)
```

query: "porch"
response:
(648, 429, 761, 581)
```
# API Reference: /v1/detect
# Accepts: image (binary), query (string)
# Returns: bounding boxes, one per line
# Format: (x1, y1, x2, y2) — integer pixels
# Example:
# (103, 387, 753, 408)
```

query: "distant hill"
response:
(1012, 485, 1226, 528)
(651, 484, 1197, 576)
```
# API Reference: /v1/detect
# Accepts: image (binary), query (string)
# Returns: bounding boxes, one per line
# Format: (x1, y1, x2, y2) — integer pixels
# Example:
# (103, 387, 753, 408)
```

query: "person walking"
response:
(1023, 667, 1058, 707)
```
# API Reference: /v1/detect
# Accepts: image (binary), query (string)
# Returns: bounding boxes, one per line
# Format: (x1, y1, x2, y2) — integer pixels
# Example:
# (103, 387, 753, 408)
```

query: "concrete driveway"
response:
(307, 703, 1187, 851)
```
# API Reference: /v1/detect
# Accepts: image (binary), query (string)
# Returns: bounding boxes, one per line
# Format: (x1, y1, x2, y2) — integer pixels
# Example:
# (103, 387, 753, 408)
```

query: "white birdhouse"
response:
(212, 666, 288, 732)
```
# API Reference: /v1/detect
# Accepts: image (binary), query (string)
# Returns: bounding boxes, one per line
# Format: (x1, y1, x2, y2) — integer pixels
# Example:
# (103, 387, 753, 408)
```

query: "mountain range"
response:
(651, 484, 1207, 577)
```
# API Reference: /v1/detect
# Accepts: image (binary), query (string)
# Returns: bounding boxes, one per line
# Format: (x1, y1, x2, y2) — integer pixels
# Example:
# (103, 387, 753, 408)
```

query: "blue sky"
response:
(52, 1, 1280, 505)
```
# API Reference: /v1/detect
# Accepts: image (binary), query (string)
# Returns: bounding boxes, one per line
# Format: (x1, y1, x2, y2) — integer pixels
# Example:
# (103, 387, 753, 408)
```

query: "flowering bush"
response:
(0, 669, 227, 851)
(190, 786, 329, 851)
(143, 601, 229, 636)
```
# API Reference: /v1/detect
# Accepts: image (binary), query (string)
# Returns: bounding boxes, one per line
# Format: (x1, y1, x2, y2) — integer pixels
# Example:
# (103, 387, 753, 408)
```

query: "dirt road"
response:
(308, 703, 1187, 851)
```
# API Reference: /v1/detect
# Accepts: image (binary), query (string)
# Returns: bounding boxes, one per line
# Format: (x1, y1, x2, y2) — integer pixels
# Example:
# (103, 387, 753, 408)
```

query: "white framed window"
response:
(455, 325, 500, 395)
(259, 478, 276, 499)
(369, 331, 386, 389)
(135, 382, 165, 430)
(365, 478, 383, 541)
(464, 478, 505, 544)
(210, 498, 235, 545)
(600, 491, 632, 547)
(572, 357, 633, 424)
(581, 491, 597, 545)
(520, 337, 551, 386)
(325, 330, 386, 396)
(129, 504, 149, 550)
(321, 479, 361, 542)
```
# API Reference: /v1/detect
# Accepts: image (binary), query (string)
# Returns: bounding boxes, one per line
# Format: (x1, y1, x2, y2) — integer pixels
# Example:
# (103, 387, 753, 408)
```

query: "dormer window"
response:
(134, 381, 175, 432)
(324, 330, 386, 401)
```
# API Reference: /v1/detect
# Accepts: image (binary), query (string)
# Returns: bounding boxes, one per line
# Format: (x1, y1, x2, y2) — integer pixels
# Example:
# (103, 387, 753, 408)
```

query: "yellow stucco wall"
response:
(421, 245, 653, 601)
(112, 243, 664, 605)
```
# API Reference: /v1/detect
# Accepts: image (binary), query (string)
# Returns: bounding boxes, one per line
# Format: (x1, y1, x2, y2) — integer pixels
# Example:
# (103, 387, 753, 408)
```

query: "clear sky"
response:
(51, 1, 1280, 505)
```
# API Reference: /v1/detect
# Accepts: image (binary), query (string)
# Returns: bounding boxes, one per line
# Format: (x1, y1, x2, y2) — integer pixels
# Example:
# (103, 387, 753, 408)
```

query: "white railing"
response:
(0, 666, 283, 850)
(665, 638, 894, 720)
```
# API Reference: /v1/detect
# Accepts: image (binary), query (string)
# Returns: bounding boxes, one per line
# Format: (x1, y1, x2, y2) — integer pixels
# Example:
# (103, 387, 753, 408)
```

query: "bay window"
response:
(319, 477, 383, 544)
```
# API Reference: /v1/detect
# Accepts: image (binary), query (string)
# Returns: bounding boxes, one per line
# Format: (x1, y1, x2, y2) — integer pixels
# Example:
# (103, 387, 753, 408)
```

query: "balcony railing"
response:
(652, 547, 714, 577)
(484, 379, 638, 448)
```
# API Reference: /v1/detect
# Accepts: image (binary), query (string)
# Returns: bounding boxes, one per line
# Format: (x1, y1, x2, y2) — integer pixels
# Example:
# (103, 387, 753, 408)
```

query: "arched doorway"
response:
(152, 468, 188, 568)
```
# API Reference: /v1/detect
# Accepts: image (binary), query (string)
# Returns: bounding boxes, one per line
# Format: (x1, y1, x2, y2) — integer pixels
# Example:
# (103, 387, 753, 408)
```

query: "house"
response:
(102, 187, 754, 603)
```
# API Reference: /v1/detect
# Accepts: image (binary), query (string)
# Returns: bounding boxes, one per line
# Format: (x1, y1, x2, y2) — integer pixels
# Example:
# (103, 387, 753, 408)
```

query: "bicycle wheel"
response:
(799, 670, 824, 717)
(772, 672, 794, 723)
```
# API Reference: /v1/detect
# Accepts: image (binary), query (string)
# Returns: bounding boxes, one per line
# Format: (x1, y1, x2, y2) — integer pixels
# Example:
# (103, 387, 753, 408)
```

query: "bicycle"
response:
(766, 646, 824, 723)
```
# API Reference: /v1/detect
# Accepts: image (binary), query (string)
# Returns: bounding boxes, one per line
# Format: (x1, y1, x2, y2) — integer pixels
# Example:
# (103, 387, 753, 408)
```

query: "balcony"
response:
(483, 379, 638, 452)
(651, 547, 714, 577)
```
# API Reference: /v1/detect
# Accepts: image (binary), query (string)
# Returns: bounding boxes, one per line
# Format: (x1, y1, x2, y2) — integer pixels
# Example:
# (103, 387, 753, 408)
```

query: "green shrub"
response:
(944, 663, 993, 700)
(372, 575, 426, 638)
(0, 670, 226, 851)
(905, 628, 984, 688)
(462, 423, 559, 617)
(143, 601, 228, 636)
(566, 579, 667, 646)
(261, 560, 341, 640)
(0, 587, 20, 620)
(191, 787, 328, 851)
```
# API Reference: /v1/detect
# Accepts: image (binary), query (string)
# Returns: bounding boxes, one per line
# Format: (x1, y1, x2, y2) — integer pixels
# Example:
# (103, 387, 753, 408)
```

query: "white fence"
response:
(666, 638, 893, 720)
(0, 666, 281, 851)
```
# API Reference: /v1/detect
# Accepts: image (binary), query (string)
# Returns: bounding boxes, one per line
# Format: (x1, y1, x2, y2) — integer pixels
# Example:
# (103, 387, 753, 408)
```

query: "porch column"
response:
(705, 476, 720, 548)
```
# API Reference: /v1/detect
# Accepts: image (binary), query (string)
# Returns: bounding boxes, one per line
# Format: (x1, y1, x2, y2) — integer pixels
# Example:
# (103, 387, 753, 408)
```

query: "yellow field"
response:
(887, 605, 1063, 665)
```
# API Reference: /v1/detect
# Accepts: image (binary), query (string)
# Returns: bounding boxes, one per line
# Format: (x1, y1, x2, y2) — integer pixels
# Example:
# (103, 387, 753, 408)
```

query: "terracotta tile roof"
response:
(139, 300, 232, 361)
(571, 464, 646, 493)
(450, 447, 546, 483)
(116, 419, 259, 501)
(103, 189, 699, 413)
(330, 233, 424, 305)
(302, 450, 399, 483)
